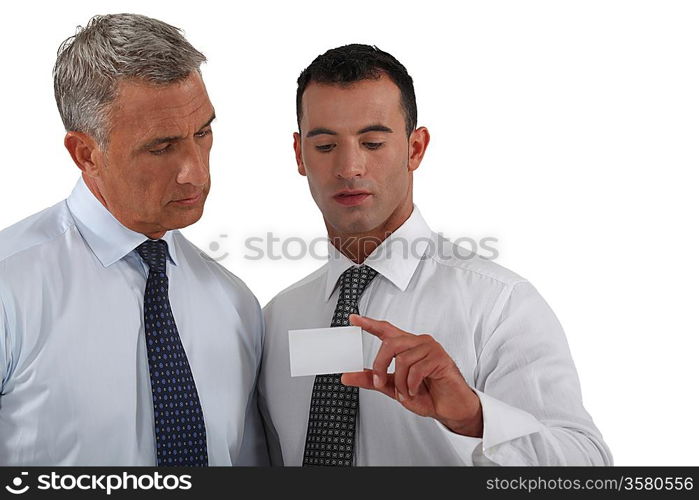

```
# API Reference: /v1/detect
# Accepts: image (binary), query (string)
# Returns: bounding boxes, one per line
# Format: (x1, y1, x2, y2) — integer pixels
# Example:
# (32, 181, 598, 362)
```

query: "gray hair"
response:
(53, 13, 207, 147)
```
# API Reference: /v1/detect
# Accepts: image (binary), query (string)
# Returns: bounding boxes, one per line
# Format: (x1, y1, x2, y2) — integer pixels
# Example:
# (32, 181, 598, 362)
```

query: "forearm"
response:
(439, 388, 484, 438)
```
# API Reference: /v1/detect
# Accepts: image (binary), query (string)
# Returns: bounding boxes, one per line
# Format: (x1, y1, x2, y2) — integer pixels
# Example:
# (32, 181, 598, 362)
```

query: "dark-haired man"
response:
(259, 44, 612, 466)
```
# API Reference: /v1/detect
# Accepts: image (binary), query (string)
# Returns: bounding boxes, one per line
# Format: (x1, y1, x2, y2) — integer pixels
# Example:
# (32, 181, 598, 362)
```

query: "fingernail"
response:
(397, 392, 405, 402)
(373, 374, 381, 387)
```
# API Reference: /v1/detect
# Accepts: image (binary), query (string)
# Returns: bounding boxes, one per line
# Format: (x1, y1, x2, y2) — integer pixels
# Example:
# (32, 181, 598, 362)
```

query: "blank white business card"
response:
(288, 326, 364, 377)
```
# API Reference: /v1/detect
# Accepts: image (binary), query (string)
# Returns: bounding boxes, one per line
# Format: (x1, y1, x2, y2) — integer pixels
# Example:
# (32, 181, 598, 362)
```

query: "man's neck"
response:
(82, 174, 166, 240)
(327, 204, 414, 264)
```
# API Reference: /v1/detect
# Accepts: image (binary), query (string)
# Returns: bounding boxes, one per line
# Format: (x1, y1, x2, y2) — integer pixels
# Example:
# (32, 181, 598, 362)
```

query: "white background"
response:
(1, 1, 697, 465)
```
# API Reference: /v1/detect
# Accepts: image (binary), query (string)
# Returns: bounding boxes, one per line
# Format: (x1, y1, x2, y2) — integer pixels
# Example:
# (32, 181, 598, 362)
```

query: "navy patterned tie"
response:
(302, 265, 379, 466)
(137, 239, 208, 467)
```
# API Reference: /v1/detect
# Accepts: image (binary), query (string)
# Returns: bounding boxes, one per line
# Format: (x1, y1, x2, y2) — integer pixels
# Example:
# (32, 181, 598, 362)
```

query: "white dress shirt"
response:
(0, 178, 267, 465)
(260, 207, 612, 466)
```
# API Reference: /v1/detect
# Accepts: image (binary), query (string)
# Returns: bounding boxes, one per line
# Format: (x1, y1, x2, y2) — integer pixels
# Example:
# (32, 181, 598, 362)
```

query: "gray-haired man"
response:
(0, 14, 268, 465)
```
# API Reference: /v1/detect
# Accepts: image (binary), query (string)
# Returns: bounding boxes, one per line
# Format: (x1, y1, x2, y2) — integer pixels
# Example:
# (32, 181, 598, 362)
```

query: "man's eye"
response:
(315, 144, 335, 153)
(195, 129, 211, 138)
(364, 142, 384, 150)
(150, 144, 172, 155)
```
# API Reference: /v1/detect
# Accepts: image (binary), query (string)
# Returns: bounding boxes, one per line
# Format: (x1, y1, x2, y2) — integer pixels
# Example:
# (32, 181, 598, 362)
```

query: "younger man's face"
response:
(294, 75, 425, 239)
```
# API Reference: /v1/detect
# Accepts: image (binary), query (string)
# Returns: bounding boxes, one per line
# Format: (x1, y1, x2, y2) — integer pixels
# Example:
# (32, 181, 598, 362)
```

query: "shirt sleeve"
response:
(235, 387, 271, 465)
(0, 296, 8, 394)
(233, 293, 271, 466)
(256, 303, 285, 466)
(435, 281, 613, 466)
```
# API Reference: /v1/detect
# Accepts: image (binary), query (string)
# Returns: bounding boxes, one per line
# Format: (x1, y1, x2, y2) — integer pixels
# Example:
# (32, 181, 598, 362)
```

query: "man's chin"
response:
(327, 214, 383, 237)
(163, 207, 205, 231)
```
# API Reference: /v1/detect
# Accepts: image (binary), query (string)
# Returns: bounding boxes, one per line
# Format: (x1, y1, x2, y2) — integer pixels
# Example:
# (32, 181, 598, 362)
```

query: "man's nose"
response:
(334, 144, 366, 180)
(177, 140, 209, 187)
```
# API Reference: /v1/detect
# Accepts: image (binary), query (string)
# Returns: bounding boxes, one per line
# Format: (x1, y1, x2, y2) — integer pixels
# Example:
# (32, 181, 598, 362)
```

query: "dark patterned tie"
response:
(302, 265, 379, 466)
(137, 239, 208, 467)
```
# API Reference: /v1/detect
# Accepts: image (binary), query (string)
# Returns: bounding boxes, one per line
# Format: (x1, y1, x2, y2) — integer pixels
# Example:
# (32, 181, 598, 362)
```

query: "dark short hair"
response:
(296, 44, 417, 137)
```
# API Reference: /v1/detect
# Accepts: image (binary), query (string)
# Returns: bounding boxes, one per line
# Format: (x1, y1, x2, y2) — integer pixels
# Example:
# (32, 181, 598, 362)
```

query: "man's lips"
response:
(333, 190, 372, 207)
(171, 192, 203, 205)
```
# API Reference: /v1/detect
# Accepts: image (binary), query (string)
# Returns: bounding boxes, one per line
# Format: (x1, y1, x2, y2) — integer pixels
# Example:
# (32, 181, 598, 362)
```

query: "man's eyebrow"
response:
(305, 124, 394, 138)
(199, 112, 216, 131)
(357, 124, 393, 134)
(306, 127, 337, 138)
(142, 112, 217, 150)
(142, 135, 181, 150)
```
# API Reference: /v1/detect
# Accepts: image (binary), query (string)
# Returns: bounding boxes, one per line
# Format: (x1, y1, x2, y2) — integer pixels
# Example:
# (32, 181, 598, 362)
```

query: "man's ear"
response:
(293, 132, 307, 176)
(407, 126, 430, 173)
(64, 131, 103, 177)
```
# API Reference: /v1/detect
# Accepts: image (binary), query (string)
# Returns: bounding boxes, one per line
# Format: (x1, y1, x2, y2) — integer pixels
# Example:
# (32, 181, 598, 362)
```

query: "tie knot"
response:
(137, 239, 168, 273)
(337, 265, 378, 303)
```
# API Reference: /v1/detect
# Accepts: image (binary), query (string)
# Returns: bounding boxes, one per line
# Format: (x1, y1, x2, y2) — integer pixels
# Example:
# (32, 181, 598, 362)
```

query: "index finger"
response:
(349, 314, 408, 340)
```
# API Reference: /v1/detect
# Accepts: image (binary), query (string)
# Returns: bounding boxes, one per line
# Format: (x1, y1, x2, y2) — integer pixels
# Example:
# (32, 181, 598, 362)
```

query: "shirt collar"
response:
(324, 205, 432, 301)
(66, 177, 179, 268)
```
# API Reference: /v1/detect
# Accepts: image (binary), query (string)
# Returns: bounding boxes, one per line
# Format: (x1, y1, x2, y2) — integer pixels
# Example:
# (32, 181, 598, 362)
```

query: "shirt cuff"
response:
(433, 419, 483, 466)
(433, 389, 544, 465)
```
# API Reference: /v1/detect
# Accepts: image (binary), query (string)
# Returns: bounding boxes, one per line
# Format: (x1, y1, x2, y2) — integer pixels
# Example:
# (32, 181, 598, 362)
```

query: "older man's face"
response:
(92, 72, 214, 238)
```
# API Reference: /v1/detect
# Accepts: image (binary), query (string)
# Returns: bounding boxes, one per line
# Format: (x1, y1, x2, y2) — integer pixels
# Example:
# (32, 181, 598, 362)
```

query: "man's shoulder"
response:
(171, 231, 260, 305)
(428, 233, 527, 288)
(0, 200, 74, 264)
(263, 263, 329, 313)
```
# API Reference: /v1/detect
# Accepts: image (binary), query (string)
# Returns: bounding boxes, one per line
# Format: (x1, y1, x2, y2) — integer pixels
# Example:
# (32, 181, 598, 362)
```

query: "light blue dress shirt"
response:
(0, 178, 268, 465)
